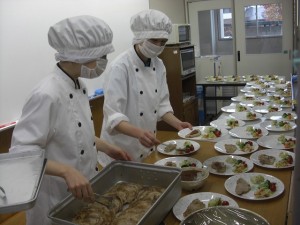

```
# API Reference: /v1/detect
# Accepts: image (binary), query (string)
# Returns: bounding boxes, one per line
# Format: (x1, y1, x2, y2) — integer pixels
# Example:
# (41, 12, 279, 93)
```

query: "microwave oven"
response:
(180, 46, 196, 76)
(167, 24, 191, 44)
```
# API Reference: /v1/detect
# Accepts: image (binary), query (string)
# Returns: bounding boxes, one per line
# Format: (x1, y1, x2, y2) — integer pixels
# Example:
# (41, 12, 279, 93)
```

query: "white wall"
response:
(0, 0, 148, 125)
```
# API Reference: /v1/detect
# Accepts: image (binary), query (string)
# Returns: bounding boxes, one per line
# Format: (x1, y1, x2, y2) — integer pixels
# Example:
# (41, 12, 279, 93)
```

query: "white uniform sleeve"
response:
(103, 65, 129, 134)
(10, 92, 56, 153)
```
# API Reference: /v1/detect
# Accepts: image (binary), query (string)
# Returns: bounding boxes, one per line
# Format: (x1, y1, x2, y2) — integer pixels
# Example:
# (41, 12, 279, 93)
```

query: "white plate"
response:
(172, 192, 239, 221)
(230, 111, 262, 121)
(203, 155, 254, 176)
(154, 156, 202, 168)
(224, 173, 284, 200)
(210, 118, 245, 130)
(250, 149, 295, 169)
(240, 100, 268, 108)
(221, 105, 237, 113)
(231, 95, 256, 102)
(265, 111, 297, 121)
(156, 139, 200, 156)
(178, 126, 228, 141)
(260, 121, 297, 132)
(214, 139, 259, 155)
(257, 135, 296, 150)
(229, 126, 268, 139)
(252, 105, 282, 114)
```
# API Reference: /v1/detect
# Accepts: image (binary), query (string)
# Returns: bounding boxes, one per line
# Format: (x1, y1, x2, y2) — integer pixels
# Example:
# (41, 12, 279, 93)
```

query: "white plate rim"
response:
(178, 126, 228, 141)
(264, 111, 297, 121)
(214, 139, 259, 155)
(210, 118, 245, 130)
(229, 111, 263, 121)
(229, 126, 268, 139)
(257, 135, 296, 149)
(156, 139, 200, 156)
(260, 121, 297, 132)
(154, 156, 202, 168)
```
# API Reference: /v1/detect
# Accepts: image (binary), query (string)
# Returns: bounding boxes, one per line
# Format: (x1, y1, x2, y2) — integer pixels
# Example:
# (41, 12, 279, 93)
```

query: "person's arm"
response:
(114, 121, 161, 148)
(162, 112, 193, 131)
(45, 160, 93, 201)
(95, 136, 132, 160)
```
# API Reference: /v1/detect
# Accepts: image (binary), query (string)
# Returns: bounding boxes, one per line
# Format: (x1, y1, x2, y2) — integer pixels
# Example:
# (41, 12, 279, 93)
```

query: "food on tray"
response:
(250, 87, 260, 92)
(243, 96, 255, 101)
(279, 90, 291, 97)
(236, 140, 254, 152)
(235, 178, 251, 195)
(258, 154, 276, 165)
(185, 129, 201, 138)
(207, 197, 229, 207)
(275, 152, 293, 168)
(175, 141, 195, 154)
(246, 112, 256, 120)
(73, 182, 164, 225)
(164, 161, 177, 167)
(250, 175, 264, 184)
(211, 161, 226, 173)
(269, 95, 281, 101)
(179, 159, 197, 168)
(226, 118, 239, 128)
(271, 121, 292, 130)
(278, 134, 296, 148)
(164, 143, 177, 152)
(236, 103, 248, 112)
(282, 112, 294, 120)
(201, 127, 222, 139)
(183, 199, 205, 218)
(268, 106, 279, 112)
(253, 178, 276, 198)
(253, 101, 265, 106)
(274, 99, 292, 107)
(225, 157, 248, 173)
(246, 126, 262, 138)
(224, 144, 237, 153)
(181, 170, 202, 181)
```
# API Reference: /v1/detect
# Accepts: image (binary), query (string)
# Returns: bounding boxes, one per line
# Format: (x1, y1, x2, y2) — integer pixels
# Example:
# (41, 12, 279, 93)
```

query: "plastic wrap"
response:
(180, 206, 269, 225)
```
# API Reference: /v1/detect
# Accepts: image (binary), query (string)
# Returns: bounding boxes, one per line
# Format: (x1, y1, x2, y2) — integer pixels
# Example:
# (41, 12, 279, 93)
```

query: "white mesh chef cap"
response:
(130, 9, 172, 44)
(48, 15, 114, 63)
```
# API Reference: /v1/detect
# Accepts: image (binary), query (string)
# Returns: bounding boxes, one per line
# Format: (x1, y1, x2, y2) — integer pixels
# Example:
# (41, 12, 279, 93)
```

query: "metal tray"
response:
(0, 149, 47, 213)
(48, 160, 182, 225)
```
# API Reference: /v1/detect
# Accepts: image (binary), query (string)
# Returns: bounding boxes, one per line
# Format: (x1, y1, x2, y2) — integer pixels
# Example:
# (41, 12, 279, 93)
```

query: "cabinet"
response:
(157, 44, 198, 131)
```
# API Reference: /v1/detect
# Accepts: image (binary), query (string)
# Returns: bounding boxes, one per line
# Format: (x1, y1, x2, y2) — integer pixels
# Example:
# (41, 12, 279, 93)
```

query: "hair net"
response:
(130, 9, 172, 44)
(48, 15, 114, 63)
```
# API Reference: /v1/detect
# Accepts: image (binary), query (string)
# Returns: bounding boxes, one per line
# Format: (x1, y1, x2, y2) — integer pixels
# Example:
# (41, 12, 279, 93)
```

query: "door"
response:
(187, 0, 293, 79)
(234, 0, 293, 78)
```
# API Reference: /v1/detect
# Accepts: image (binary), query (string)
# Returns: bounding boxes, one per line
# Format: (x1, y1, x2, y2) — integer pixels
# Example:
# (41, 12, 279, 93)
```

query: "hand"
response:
(177, 121, 193, 131)
(63, 166, 94, 202)
(105, 145, 132, 161)
(138, 130, 161, 148)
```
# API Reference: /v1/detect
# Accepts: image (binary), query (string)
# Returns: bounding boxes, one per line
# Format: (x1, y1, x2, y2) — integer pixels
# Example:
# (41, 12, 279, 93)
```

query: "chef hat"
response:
(130, 9, 172, 44)
(48, 15, 114, 63)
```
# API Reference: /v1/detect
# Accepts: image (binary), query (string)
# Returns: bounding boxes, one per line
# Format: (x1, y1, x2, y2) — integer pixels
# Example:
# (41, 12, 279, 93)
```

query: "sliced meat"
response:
(258, 154, 276, 165)
(235, 178, 251, 195)
(183, 199, 205, 218)
(211, 161, 226, 173)
(185, 129, 201, 138)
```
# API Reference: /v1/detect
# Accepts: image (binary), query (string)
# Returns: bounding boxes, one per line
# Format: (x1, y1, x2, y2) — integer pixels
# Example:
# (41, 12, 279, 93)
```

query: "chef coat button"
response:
(140, 112, 143, 116)
(93, 142, 96, 146)
(91, 116, 93, 120)
(78, 122, 82, 127)
(154, 130, 156, 133)
(154, 110, 157, 114)
(150, 148, 153, 152)
(135, 68, 139, 72)
(140, 91, 143, 95)
(69, 93, 73, 99)
(95, 167, 99, 171)
(155, 89, 157, 93)
(153, 67, 156, 71)
(140, 154, 143, 158)
(80, 150, 84, 155)
(83, 89, 86, 94)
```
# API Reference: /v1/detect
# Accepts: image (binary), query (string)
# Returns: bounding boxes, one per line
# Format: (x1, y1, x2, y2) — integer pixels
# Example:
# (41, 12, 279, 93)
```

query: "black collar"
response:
(57, 63, 80, 89)
(134, 45, 151, 67)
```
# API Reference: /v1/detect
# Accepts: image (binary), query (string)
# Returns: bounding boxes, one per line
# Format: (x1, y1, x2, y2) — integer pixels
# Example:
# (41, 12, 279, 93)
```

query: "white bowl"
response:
(180, 167, 209, 191)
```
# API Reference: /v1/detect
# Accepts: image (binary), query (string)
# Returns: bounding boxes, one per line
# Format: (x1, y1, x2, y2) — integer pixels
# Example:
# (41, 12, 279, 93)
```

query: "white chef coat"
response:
(99, 46, 173, 165)
(10, 65, 98, 225)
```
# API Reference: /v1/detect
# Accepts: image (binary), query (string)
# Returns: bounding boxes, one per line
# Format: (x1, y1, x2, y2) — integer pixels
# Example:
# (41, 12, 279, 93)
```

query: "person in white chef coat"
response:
(99, 9, 192, 166)
(9, 15, 131, 225)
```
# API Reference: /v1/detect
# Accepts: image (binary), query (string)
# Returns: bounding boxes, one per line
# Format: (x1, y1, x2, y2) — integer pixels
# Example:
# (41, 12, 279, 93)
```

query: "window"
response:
(219, 8, 232, 39)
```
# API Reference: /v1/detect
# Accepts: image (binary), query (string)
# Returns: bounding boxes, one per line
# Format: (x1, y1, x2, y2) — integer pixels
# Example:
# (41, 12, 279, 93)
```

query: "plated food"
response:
(252, 105, 282, 114)
(172, 192, 239, 221)
(229, 126, 268, 139)
(156, 140, 200, 156)
(154, 156, 202, 168)
(230, 111, 262, 121)
(221, 105, 238, 113)
(250, 149, 295, 169)
(214, 139, 259, 155)
(203, 155, 253, 176)
(178, 126, 228, 141)
(265, 111, 297, 121)
(224, 173, 284, 200)
(210, 118, 245, 130)
(257, 135, 296, 149)
(231, 95, 256, 102)
(260, 120, 297, 132)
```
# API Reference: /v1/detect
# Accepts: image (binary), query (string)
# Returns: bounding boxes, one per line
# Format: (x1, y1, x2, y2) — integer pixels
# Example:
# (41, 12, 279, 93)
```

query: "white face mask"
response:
(80, 58, 108, 79)
(139, 40, 165, 58)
